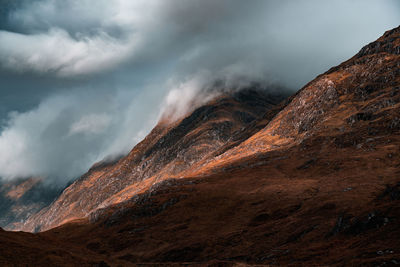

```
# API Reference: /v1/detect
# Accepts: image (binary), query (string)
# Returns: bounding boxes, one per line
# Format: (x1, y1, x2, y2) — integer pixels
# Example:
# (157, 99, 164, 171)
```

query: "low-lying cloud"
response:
(0, 28, 136, 76)
(0, 0, 399, 184)
(68, 113, 112, 136)
(0, 88, 159, 183)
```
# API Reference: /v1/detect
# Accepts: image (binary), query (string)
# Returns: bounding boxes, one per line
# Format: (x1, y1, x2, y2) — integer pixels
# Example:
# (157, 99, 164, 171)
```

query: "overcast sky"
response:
(0, 0, 399, 184)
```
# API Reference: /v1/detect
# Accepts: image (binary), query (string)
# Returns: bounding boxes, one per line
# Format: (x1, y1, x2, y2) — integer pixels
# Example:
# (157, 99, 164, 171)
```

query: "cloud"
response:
(0, 0, 158, 76)
(68, 113, 112, 136)
(1, 0, 397, 83)
(160, 68, 281, 122)
(0, 28, 137, 76)
(0, 88, 160, 183)
(160, 72, 216, 122)
(0, 0, 399, 184)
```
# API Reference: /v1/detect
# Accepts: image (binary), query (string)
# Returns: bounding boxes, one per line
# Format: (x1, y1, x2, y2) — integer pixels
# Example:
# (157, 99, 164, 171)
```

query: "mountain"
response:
(0, 178, 61, 230)
(18, 87, 289, 232)
(0, 26, 399, 266)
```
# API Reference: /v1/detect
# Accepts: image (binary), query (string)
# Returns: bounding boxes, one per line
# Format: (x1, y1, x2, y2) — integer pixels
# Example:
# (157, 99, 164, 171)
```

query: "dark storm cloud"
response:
(0, 0, 398, 184)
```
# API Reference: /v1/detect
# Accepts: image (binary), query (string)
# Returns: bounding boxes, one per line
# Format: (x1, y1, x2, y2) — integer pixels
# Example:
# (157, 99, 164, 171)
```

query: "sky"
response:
(0, 0, 399, 185)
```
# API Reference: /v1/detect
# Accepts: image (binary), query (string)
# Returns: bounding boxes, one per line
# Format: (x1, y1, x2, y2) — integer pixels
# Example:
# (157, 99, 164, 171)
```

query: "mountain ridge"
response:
(18, 87, 289, 232)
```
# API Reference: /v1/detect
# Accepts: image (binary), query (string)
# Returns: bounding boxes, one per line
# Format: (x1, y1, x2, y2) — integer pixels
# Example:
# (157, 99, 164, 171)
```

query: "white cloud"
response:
(0, 0, 163, 76)
(161, 73, 212, 122)
(0, 88, 161, 183)
(1, 0, 399, 81)
(0, 95, 71, 180)
(69, 113, 112, 135)
(0, 28, 137, 76)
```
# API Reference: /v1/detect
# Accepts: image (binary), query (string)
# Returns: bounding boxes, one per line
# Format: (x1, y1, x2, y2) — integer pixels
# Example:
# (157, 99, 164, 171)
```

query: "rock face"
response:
(21, 88, 288, 232)
(1, 26, 399, 266)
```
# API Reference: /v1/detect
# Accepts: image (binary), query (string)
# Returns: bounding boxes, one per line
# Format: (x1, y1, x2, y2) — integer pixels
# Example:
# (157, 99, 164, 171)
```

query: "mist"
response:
(0, 0, 399, 185)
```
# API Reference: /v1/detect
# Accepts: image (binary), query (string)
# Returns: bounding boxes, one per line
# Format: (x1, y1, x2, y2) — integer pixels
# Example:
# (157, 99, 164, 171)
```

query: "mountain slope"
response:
(20, 88, 288, 232)
(0, 26, 399, 266)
